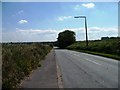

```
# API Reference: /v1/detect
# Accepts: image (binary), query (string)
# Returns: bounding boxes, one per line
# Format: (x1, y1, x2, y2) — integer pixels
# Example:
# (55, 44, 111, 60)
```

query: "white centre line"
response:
(73, 54, 79, 57)
(73, 53, 101, 65)
(85, 58, 101, 65)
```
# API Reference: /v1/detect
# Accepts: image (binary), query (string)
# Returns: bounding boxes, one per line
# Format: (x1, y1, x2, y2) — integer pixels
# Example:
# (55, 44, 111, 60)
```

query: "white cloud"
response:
(18, 10, 24, 14)
(58, 16, 72, 21)
(18, 20, 28, 24)
(2, 0, 120, 2)
(74, 4, 80, 10)
(17, 28, 58, 34)
(82, 3, 95, 8)
(2, 29, 58, 42)
(2, 27, 117, 42)
(88, 27, 117, 32)
(119, 26, 120, 37)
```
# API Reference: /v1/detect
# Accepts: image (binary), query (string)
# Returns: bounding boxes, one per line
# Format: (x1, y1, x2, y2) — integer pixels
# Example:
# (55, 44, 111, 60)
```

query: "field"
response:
(2, 43, 52, 88)
(67, 37, 120, 60)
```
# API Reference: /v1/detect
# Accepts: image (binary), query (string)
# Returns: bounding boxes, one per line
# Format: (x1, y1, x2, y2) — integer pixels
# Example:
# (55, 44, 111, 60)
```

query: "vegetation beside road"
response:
(57, 30, 76, 48)
(67, 37, 120, 60)
(2, 43, 52, 88)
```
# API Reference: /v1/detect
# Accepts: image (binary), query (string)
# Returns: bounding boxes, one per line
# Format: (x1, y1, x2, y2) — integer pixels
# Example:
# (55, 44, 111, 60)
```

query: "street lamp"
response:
(74, 16, 88, 46)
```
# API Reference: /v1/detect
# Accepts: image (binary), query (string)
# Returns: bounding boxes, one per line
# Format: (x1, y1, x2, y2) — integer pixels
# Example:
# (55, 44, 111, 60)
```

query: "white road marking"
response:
(73, 54, 79, 57)
(85, 58, 101, 65)
(73, 53, 101, 65)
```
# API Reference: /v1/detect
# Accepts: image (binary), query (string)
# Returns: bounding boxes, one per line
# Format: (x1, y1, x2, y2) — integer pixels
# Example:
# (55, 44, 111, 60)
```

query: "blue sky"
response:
(2, 2, 118, 42)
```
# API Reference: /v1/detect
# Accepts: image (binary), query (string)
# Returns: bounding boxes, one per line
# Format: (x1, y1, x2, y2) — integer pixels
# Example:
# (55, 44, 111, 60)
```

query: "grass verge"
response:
(67, 49, 120, 60)
(2, 43, 52, 88)
(66, 38, 120, 61)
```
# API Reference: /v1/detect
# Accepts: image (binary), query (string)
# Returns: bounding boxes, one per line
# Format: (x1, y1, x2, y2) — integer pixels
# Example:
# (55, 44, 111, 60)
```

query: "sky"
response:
(1, 0, 120, 2)
(2, 2, 118, 42)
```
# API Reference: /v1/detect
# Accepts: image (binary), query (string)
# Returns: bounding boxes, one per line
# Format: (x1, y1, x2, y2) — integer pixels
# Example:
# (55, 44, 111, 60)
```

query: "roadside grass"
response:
(68, 49, 120, 60)
(2, 43, 52, 88)
(66, 38, 120, 60)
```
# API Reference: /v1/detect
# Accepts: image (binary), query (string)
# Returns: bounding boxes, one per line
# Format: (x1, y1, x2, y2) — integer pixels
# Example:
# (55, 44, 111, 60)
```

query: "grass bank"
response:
(2, 43, 52, 88)
(67, 38, 120, 60)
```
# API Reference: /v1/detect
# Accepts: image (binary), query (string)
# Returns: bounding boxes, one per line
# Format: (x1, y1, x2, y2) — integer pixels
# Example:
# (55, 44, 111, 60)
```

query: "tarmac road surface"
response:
(55, 49, 118, 88)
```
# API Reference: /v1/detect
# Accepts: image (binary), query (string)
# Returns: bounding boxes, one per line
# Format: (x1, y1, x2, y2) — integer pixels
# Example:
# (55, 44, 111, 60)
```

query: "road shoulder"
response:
(54, 49, 64, 88)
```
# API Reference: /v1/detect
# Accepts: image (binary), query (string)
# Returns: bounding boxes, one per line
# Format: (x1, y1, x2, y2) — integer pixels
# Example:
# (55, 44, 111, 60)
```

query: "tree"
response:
(57, 30, 76, 48)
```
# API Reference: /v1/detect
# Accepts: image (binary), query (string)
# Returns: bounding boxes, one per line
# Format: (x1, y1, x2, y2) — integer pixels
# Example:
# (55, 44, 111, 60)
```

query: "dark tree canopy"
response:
(57, 30, 76, 48)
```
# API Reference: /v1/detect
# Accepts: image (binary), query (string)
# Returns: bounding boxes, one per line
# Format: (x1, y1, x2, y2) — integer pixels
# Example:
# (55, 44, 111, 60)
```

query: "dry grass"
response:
(2, 43, 52, 88)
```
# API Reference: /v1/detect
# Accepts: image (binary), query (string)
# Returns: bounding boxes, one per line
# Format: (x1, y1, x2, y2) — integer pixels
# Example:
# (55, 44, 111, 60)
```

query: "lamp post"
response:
(74, 16, 88, 46)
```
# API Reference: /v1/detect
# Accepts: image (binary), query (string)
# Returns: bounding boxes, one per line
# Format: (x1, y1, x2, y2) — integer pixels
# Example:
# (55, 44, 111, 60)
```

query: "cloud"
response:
(12, 10, 24, 17)
(2, 27, 117, 42)
(58, 16, 72, 21)
(118, 26, 120, 37)
(18, 20, 28, 24)
(2, 28, 58, 42)
(74, 3, 95, 10)
(60, 27, 117, 33)
(18, 10, 24, 14)
(59, 27, 118, 40)
(74, 4, 80, 10)
(88, 27, 117, 32)
(82, 3, 95, 8)
(17, 28, 58, 35)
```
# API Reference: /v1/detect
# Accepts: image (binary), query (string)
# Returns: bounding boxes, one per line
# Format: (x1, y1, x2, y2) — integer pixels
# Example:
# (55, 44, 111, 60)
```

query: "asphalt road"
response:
(55, 49, 118, 88)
